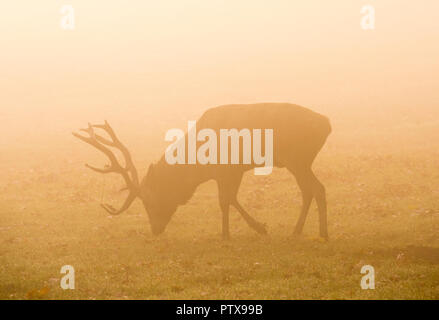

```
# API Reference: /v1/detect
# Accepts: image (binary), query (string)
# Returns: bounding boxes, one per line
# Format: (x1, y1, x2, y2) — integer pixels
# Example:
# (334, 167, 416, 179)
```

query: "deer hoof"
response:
(254, 222, 268, 235)
(308, 236, 329, 243)
(291, 232, 303, 239)
(222, 233, 230, 241)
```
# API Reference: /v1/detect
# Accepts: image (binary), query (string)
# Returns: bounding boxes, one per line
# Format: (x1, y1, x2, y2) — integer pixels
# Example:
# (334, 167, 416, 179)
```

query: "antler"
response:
(72, 121, 139, 215)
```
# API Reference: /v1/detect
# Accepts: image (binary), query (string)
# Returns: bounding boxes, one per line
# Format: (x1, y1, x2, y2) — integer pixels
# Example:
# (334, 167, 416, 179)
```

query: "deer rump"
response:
(73, 103, 331, 239)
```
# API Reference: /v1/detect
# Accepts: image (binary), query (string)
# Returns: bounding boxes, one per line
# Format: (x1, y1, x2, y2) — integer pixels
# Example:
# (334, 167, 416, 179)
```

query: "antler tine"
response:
(92, 120, 117, 137)
(79, 122, 115, 147)
(85, 163, 113, 173)
(90, 121, 139, 186)
(72, 121, 140, 216)
(72, 129, 122, 173)
(79, 123, 94, 136)
(100, 192, 137, 215)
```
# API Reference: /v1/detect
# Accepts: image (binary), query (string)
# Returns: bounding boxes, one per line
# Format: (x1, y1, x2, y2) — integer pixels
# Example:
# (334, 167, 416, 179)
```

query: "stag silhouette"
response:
(73, 103, 331, 239)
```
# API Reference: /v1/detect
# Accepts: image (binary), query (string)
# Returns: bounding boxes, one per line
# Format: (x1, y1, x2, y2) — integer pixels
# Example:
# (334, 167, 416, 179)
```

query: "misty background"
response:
(1, 1, 439, 300)
(1, 0, 438, 170)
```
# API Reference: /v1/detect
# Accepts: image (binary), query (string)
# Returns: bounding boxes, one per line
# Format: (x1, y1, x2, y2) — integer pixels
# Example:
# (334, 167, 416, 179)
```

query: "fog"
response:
(2, 1, 438, 120)
(0, 1, 438, 300)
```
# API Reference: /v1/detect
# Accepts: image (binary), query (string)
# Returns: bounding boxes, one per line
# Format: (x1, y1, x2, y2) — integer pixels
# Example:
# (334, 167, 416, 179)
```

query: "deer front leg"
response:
(232, 200, 267, 235)
(218, 191, 231, 240)
(217, 172, 266, 238)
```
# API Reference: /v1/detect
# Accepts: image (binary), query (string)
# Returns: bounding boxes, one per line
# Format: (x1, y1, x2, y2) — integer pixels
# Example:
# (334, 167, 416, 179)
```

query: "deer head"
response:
(73, 121, 170, 235)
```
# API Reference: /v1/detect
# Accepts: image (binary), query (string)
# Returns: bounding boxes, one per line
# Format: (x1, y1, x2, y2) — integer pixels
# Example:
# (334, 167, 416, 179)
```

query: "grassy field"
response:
(0, 106, 438, 300)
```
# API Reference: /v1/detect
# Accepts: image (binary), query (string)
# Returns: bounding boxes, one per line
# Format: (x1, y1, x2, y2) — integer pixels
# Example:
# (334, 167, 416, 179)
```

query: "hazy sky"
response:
(1, 1, 438, 120)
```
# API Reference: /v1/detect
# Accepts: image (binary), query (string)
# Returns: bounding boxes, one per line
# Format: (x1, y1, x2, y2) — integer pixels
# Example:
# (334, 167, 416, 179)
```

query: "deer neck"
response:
(154, 158, 210, 207)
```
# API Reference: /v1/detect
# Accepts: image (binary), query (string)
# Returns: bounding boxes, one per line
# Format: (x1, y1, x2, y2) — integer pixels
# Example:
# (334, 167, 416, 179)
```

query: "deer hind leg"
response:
(217, 184, 231, 240)
(310, 171, 328, 239)
(291, 168, 314, 237)
(290, 166, 328, 239)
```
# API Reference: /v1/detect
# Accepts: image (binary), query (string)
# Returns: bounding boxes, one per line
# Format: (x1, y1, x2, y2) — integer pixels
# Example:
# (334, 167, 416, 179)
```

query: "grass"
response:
(0, 108, 438, 300)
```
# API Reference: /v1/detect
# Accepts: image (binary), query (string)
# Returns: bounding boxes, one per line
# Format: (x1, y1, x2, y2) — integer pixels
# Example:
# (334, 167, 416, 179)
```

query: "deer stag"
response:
(73, 103, 331, 239)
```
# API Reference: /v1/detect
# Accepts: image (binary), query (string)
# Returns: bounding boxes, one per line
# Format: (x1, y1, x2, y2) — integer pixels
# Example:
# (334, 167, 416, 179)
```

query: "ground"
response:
(0, 106, 438, 299)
